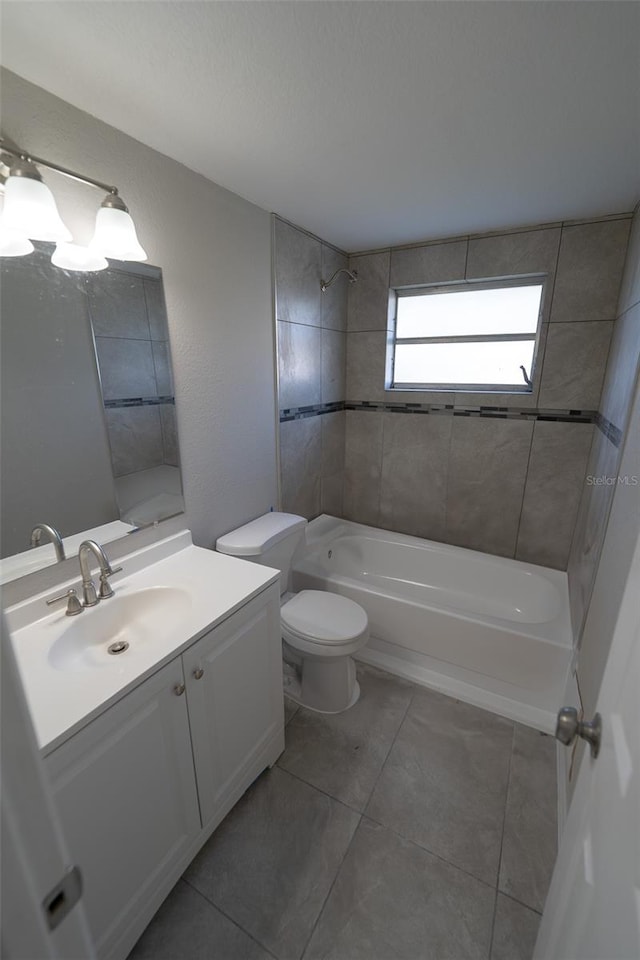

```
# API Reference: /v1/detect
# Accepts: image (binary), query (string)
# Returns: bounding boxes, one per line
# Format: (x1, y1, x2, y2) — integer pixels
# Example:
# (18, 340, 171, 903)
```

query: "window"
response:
(389, 278, 544, 393)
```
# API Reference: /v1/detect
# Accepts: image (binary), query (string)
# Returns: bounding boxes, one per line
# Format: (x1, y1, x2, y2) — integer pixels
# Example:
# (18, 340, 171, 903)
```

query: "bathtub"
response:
(292, 515, 573, 731)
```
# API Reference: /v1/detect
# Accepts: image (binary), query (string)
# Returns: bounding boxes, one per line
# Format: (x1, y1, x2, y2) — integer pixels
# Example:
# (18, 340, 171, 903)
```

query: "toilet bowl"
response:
(216, 513, 369, 713)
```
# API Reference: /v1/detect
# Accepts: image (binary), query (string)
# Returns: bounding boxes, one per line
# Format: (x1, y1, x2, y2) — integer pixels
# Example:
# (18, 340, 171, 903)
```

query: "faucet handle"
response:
(47, 589, 83, 617)
(98, 566, 123, 599)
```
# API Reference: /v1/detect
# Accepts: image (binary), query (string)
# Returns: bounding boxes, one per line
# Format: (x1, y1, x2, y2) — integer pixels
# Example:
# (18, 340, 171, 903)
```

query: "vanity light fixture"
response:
(0, 139, 147, 268)
(51, 242, 108, 273)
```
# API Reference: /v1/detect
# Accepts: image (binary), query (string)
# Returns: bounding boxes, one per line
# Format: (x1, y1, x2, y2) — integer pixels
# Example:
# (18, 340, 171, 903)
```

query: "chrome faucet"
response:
(77, 540, 122, 607)
(30, 522, 66, 562)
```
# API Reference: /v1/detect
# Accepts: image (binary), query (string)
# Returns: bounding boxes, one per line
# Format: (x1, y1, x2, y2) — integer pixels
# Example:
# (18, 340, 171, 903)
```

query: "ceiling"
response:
(1, 1, 639, 252)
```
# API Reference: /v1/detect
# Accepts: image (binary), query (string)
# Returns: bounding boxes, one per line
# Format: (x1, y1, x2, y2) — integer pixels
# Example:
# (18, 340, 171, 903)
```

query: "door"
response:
(45, 658, 201, 960)
(534, 527, 640, 958)
(183, 585, 284, 827)
(1, 616, 95, 960)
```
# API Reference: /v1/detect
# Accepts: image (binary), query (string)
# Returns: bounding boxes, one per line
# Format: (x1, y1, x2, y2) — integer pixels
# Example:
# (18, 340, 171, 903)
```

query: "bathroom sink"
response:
(48, 587, 191, 672)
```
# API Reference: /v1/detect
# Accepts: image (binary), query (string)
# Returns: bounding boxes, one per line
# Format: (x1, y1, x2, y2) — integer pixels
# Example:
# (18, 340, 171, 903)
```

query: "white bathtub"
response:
(292, 515, 573, 731)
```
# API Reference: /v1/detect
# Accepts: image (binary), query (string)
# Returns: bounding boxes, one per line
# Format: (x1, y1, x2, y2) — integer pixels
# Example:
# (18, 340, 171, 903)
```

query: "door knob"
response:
(174, 682, 185, 696)
(555, 706, 602, 758)
(193, 667, 204, 680)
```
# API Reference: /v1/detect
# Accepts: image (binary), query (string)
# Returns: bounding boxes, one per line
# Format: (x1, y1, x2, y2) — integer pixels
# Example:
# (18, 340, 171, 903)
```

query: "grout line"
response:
(498, 889, 544, 918)
(298, 813, 363, 960)
(488, 722, 517, 957)
(181, 878, 280, 960)
(274, 763, 364, 817)
(488, 887, 499, 960)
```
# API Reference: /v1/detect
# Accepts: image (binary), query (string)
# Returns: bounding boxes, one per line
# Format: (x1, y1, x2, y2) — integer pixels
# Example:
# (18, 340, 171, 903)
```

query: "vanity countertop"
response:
(5, 530, 280, 754)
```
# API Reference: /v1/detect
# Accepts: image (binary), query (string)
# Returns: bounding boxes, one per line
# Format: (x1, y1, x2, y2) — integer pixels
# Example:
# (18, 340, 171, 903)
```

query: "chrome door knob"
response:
(193, 667, 204, 680)
(174, 682, 186, 696)
(555, 706, 602, 759)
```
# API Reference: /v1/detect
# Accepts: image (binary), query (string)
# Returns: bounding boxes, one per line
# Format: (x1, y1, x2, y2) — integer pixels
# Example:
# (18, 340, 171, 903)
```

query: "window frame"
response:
(387, 275, 546, 394)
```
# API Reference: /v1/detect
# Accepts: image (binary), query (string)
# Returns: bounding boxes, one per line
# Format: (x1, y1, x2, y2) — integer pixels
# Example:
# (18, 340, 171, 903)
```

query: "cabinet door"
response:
(183, 585, 284, 827)
(45, 659, 201, 960)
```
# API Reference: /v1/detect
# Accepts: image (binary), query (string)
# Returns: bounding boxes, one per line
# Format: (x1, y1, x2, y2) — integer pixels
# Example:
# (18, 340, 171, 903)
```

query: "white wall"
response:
(1, 69, 278, 551)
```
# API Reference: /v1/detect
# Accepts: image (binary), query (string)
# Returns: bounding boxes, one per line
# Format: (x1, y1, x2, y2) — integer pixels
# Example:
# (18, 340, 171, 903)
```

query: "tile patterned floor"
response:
(129, 664, 556, 960)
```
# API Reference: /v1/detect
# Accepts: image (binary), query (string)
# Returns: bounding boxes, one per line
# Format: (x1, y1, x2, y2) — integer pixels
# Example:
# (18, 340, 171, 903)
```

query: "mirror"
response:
(0, 245, 184, 584)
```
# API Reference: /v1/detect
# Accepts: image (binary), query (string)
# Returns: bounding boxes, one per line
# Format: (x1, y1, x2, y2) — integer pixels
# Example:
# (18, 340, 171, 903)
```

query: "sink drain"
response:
(108, 640, 129, 655)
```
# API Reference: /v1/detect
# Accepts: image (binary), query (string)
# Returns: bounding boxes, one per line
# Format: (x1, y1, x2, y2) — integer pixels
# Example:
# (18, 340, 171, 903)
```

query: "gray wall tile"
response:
(346, 331, 387, 402)
(617, 210, 640, 315)
(88, 272, 150, 339)
(599, 301, 640, 433)
(160, 404, 179, 467)
(275, 218, 322, 326)
(321, 412, 346, 516)
(445, 417, 533, 557)
(538, 320, 613, 409)
(379, 412, 451, 541)
(390, 240, 467, 287)
(277, 320, 322, 409)
(321, 328, 346, 404)
(95, 336, 157, 400)
(151, 340, 174, 396)
(321, 411, 346, 478)
(344, 411, 383, 526)
(551, 219, 631, 322)
(466, 227, 560, 280)
(567, 429, 621, 637)
(347, 251, 391, 331)
(321, 244, 348, 330)
(143, 278, 170, 340)
(279, 416, 322, 519)
(516, 421, 594, 570)
(105, 405, 164, 477)
(320, 473, 344, 517)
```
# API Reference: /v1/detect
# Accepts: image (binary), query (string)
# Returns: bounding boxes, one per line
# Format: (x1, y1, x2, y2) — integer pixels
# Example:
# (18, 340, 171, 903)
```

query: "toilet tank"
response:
(216, 512, 307, 593)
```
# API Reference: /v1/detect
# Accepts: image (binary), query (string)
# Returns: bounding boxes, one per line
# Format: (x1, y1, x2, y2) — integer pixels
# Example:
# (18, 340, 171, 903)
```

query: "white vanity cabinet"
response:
(45, 657, 201, 960)
(183, 586, 284, 827)
(43, 582, 284, 960)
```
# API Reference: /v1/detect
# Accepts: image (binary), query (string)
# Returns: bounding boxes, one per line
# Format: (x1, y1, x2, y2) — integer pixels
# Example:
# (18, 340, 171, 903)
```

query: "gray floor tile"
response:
(366, 688, 513, 885)
(184, 766, 360, 960)
(128, 880, 271, 960)
(278, 664, 414, 810)
(304, 818, 495, 960)
(499, 726, 557, 913)
(491, 893, 541, 960)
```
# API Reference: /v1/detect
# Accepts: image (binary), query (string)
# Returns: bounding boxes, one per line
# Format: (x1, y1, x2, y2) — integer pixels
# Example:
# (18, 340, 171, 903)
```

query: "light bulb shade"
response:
(90, 206, 147, 261)
(0, 224, 34, 257)
(2, 174, 72, 243)
(51, 242, 108, 272)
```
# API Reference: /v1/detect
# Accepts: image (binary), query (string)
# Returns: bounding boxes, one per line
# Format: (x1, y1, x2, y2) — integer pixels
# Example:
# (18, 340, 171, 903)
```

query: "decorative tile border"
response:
(595, 412, 623, 448)
(104, 396, 175, 409)
(280, 399, 599, 426)
(279, 401, 344, 422)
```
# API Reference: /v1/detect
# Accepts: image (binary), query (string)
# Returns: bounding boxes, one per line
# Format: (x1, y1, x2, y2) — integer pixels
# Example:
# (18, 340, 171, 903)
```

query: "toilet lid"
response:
(281, 590, 368, 646)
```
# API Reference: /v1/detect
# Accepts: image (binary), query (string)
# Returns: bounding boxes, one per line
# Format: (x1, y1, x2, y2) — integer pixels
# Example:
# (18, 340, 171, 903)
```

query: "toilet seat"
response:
(281, 590, 368, 647)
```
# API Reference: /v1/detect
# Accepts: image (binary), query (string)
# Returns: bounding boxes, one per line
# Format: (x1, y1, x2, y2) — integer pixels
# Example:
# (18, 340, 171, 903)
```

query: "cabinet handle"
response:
(174, 682, 185, 696)
(193, 667, 204, 680)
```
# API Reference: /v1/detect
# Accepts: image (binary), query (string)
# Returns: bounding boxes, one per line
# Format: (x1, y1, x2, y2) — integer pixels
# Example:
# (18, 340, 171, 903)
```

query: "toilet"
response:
(216, 512, 369, 713)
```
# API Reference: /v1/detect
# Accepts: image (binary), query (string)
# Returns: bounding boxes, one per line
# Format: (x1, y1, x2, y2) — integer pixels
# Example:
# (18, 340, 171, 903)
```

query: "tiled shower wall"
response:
(90, 270, 179, 477)
(344, 215, 631, 570)
(568, 206, 640, 649)
(275, 217, 349, 516)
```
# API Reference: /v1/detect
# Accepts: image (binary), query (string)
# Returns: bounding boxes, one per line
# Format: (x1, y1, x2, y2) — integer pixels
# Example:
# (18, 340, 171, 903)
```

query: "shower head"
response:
(321, 268, 358, 292)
